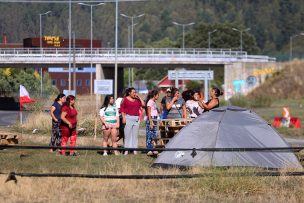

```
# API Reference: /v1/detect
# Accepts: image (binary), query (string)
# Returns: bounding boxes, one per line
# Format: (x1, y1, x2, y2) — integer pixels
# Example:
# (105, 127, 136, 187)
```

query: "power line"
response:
(3, 171, 304, 183)
(1, 144, 303, 153)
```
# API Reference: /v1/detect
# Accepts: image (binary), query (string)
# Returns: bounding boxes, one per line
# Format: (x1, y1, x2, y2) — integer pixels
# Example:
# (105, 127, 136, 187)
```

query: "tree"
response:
(186, 23, 259, 53)
(0, 68, 58, 97)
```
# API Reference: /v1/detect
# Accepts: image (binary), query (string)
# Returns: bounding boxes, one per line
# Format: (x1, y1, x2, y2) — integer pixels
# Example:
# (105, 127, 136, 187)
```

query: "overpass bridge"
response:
(0, 48, 275, 66)
(0, 48, 278, 99)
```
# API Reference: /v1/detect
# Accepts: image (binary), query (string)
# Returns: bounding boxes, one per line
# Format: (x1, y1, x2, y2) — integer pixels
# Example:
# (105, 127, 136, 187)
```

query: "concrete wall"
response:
(224, 61, 281, 100)
(95, 64, 124, 94)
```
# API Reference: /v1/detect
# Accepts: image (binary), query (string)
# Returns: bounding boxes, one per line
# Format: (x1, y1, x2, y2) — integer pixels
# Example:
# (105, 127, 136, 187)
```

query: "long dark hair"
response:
(101, 95, 114, 111)
(63, 95, 75, 108)
(145, 90, 159, 114)
(170, 88, 179, 98)
(125, 87, 135, 96)
(54, 93, 65, 102)
(182, 89, 193, 102)
(212, 87, 223, 97)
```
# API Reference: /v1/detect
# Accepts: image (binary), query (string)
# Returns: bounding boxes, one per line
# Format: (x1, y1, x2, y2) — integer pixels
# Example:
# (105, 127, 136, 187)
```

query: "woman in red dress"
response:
(60, 95, 78, 156)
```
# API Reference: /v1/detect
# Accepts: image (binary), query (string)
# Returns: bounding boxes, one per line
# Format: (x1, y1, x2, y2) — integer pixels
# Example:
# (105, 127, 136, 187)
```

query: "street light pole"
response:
(208, 29, 217, 50)
(68, 0, 72, 92)
(78, 2, 104, 96)
(114, 0, 118, 99)
(172, 21, 195, 49)
(232, 27, 251, 53)
(120, 13, 144, 48)
(121, 13, 144, 87)
(289, 33, 304, 60)
(128, 24, 131, 87)
(39, 10, 51, 96)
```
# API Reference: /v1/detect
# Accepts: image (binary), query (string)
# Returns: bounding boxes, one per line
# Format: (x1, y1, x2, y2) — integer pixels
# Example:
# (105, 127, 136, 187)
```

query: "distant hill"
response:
(0, 0, 303, 60)
(248, 60, 304, 99)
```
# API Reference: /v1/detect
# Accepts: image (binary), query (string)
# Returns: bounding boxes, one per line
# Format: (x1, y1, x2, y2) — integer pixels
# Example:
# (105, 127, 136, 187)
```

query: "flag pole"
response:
(19, 86, 22, 126)
(20, 108, 22, 125)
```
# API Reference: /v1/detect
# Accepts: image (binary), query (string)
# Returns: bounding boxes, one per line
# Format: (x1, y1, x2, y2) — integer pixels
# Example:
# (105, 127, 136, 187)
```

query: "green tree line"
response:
(0, 0, 303, 57)
(0, 0, 304, 88)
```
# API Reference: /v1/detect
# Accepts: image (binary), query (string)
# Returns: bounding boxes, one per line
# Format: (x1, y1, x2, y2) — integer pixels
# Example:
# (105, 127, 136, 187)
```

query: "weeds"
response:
(229, 94, 249, 107)
(250, 95, 273, 108)
(229, 94, 273, 108)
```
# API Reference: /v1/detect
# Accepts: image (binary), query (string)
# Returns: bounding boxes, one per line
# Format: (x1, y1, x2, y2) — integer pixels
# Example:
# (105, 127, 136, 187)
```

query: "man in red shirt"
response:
(120, 87, 145, 155)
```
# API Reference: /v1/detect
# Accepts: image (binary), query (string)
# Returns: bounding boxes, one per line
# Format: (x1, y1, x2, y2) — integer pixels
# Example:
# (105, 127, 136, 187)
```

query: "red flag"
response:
(20, 85, 35, 111)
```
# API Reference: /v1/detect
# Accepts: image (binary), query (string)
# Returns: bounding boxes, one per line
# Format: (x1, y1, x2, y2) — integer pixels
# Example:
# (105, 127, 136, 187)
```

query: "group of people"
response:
(145, 86, 223, 155)
(50, 94, 79, 156)
(49, 86, 223, 156)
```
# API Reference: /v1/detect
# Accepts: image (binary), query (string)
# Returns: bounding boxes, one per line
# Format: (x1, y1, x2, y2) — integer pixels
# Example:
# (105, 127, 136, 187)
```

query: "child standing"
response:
(145, 90, 159, 155)
(100, 95, 120, 156)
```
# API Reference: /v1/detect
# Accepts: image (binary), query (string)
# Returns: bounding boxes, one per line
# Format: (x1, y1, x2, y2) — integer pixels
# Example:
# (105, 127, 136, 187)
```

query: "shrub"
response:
(20, 111, 51, 134)
(249, 96, 273, 108)
(229, 94, 249, 107)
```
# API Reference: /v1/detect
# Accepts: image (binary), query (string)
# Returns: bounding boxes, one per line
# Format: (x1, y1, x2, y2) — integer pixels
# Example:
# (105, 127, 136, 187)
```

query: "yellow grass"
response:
(1, 133, 304, 202)
(4, 95, 304, 202)
(20, 95, 103, 135)
(1, 173, 304, 202)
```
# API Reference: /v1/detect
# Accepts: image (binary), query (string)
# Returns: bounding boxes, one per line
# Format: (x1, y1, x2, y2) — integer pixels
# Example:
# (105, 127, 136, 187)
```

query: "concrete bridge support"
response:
(224, 61, 281, 100)
(95, 63, 124, 100)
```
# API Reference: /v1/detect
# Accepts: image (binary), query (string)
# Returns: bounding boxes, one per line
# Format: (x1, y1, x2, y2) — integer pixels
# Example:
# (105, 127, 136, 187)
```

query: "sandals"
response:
(70, 152, 80, 156)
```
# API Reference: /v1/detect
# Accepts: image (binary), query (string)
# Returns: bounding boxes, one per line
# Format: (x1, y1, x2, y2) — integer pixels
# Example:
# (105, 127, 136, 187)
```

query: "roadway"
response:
(0, 111, 28, 127)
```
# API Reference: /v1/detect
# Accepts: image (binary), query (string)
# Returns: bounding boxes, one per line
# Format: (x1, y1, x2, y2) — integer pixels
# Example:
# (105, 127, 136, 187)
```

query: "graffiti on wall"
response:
(253, 66, 276, 77)
(246, 75, 257, 88)
(231, 76, 257, 95)
(233, 80, 246, 93)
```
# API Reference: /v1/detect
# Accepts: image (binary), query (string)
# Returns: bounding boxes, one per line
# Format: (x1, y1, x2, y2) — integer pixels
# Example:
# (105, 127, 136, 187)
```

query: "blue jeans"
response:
(160, 110, 168, 119)
(146, 116, 158, 149)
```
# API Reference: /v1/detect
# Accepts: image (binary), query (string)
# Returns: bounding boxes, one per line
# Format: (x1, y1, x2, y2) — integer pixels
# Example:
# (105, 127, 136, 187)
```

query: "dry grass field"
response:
(1, 132, 304, 202)
(2, 59, 304, 202)
(1, 174, 304, 202)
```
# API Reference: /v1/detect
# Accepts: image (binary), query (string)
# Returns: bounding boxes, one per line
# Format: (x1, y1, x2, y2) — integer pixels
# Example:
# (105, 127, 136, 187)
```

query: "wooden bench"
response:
(152, 119, 192, 147)
(0, 133, 19, 145)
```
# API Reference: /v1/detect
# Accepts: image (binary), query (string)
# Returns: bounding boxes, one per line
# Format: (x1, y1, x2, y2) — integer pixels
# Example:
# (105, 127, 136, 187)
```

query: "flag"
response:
(20, 85, 35, 111)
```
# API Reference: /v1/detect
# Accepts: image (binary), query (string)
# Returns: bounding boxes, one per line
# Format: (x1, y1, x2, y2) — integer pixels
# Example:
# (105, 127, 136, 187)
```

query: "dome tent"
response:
(152, 106, 302, 169)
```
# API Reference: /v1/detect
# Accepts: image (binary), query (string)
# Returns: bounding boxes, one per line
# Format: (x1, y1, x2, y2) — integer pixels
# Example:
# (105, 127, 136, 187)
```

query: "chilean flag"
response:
(20, 85, 35, 111)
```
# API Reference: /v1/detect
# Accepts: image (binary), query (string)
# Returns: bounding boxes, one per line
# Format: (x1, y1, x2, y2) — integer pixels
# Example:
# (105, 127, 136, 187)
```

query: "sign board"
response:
(94, 80, 113, 95)
(168, 70, 214, 80)
(63, 89, 76, 96)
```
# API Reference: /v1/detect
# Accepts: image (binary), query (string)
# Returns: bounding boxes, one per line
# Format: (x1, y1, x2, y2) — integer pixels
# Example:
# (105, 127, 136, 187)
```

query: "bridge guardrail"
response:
(0, 48, 276, 62)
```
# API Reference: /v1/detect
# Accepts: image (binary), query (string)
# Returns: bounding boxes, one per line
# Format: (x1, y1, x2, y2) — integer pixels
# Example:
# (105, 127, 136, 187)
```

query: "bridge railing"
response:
(0, 48, 244, 56)
(0, 48, 276, 61)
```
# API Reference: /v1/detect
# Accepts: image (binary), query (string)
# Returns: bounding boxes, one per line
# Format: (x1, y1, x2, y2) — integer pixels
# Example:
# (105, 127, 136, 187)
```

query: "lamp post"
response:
(120, 13, 144, 49)
(290, 33, 304, 60)
(39, 11, 51, 53)
(208, 29, 217, 50)
(114, 0, 118, 99)
(39, 10, 51, 96)
(172, 21, 195, 49)
(68, 0, 72, 92)
(232, 27, 251, 53)
(121, 13, 144, 87)
(78, 2, 104, 96)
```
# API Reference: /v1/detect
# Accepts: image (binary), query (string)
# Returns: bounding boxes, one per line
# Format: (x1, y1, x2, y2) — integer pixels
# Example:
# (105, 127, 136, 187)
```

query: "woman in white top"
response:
(145, 90, 159, 155)
(100, 95, 120, 156)
(185, 90, 204, 118)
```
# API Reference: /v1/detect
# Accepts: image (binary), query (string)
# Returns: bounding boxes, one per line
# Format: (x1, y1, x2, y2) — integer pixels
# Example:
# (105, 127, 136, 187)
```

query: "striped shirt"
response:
(99, 105, 119, 124)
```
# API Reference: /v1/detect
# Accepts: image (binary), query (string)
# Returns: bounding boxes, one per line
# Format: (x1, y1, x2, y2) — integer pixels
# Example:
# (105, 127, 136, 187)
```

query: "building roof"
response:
(158, 75, 188, 88)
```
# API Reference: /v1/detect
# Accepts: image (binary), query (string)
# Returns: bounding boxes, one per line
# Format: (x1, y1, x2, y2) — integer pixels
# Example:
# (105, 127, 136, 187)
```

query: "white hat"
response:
(166, 88, 171, 92)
